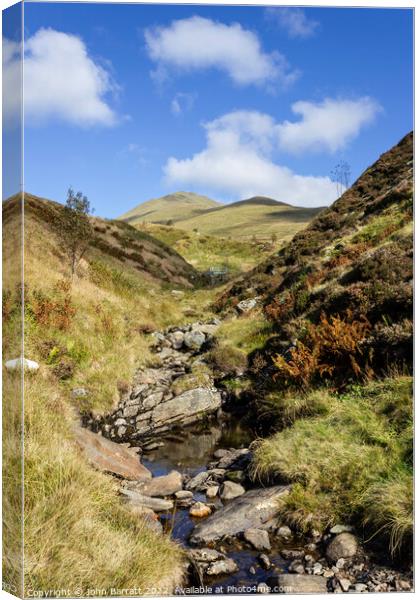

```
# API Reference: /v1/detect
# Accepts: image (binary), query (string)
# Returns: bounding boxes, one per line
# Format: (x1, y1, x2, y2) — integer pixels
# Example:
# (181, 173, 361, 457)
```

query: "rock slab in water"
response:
(326, 533, 358, 561)
(73, 426, 151, 481)
(266, 574, 327, 594)
(190, 485, 290, 545)
(138, 470, 182, 497)
(120, 488, 173, 511)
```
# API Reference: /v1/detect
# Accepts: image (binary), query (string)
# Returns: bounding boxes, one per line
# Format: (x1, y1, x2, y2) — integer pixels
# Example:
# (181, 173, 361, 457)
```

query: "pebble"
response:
(258, 554, 271, 570)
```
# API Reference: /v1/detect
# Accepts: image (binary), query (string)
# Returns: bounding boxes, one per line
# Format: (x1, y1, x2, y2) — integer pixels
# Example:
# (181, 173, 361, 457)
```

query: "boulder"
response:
(184, 330, 206, 351)
(244, 528, 271, 551)
(168, 331, 185, 350)
(219, 481, 245, 501)
(185, 471, 210, 491)
(138, 470, 182, 497)
(73, 426, 151, 481)
(277, 525, 292, 540)
(266, 574, 327, 594)
(151, 388, 221, 433)
(190, 485, 290, 545)
(5, 357, 39, 372)
(326, 533, 358, 561)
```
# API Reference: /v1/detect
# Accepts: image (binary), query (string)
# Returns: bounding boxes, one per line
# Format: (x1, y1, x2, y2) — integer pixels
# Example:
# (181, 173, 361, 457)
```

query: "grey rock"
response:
(289, 560, 305, 574)
(168, 331, 184, 349)
(151, 388, 221, 432)
(206, 486, 219, 499)
(281, 549, 304, 561)
(244, 528, 271, 551)
(190, 485, 290, 545)
(219, 481, 245, 501)
(338, 578, 352, 592)
(277, 525, 292, 539)
(142, 391, 164, 410)
(213, 449, 231, 459)
(120, 488, 173, 511)
(123, 404, 139, 418)
(266, 574, 328, 594)
(354, 583, 368, 593)
(175, 490, 193, 500)
(185, 471, 209, 491)
(206, 558, 238, 576)
(72, 387, 89, 398)
(330, 524, 354, 534)
(189, 548, 224, 563)
(326, 533, 358, 561)
(184, 330, 206, 351)
(138, 470, 182, 497)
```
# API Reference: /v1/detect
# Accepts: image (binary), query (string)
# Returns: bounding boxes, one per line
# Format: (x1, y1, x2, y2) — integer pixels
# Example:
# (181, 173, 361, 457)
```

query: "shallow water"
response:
(141, 419, 293, 593)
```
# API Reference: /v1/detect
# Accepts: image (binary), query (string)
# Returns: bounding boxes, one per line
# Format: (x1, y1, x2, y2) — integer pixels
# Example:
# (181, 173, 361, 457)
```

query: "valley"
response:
(2, 133, 413, 595)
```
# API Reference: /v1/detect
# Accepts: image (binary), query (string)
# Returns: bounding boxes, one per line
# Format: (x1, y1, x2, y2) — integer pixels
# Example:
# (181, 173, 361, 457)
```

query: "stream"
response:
(141, 419, 293, 593)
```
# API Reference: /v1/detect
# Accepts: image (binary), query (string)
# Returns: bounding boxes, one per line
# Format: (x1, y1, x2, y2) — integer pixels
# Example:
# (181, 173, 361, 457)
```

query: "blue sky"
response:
(3, 2, 413, 218)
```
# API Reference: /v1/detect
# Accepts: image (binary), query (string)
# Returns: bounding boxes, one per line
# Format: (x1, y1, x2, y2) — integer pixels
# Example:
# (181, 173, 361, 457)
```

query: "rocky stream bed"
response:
(79, 319, 413, 594)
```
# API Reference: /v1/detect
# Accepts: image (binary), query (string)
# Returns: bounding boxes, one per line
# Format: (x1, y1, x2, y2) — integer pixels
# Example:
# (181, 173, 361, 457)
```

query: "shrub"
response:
(273, 310, 372, 388)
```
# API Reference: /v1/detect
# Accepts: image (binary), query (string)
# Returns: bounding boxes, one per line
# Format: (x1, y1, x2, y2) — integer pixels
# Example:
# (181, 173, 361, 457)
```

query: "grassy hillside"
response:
(135, 222, 276, 274)
(120, 191, 220, 225)
(174, 196, 322, 241)
(3, 193, 227, 594)
(215, 132, 413, 555)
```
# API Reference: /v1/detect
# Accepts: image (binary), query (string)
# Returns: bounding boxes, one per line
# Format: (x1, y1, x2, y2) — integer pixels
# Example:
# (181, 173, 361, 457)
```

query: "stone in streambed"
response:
(120, 488, 173, 511)
(175, 490, 193, 500)
(138, 470, 182, 497)
(206, 486, 219, 499)
(185, 470, 210, 491)
(190, 485, 290, 545)
(244, 528, 271, 551)
(219, 481, 245, 501)
(190, 502, 212, 518)
(326, 533, 358, 561)
(184, 330, 206, 351)
(206, 558, 238, 576)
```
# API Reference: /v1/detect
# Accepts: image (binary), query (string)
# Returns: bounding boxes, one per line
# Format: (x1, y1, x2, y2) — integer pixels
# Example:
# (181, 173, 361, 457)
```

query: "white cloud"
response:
(145, 16, 298, 88)
(164, 99, 380, 207)
(266, 7, 320, 39)
(3, 28, 118, 126)
(277, 97, 381, 153)
(171, 92, 196, 116)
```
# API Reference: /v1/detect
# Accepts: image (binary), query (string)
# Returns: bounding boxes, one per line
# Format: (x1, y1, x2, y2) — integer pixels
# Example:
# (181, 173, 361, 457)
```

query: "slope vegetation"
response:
(120, 191, 220, 225)
(3, 193, 204, 593)
(215, 132, 413, 554)
(174, 196, 323, 240)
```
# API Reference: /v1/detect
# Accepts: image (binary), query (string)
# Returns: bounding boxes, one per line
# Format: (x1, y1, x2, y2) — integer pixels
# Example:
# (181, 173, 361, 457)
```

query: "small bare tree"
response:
(57, 187, 93, 279)
(331, 161, 351, 197)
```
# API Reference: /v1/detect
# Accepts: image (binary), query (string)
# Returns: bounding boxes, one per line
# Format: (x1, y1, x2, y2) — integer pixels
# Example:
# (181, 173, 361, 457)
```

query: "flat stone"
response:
(206, 558, 238, 576)
(138, 470, 182, 497)
(73, 426, 151, 481)
(267, 574, 328, 594)
(175, 490, 193, 500)
(142, 391, 164, 410)
(244, 528, 271, 551)
(120, 488, 173, 511)
(219, 481, 245, 501)
(326, 533, 358, 561)
(190, 486, 290, 545)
